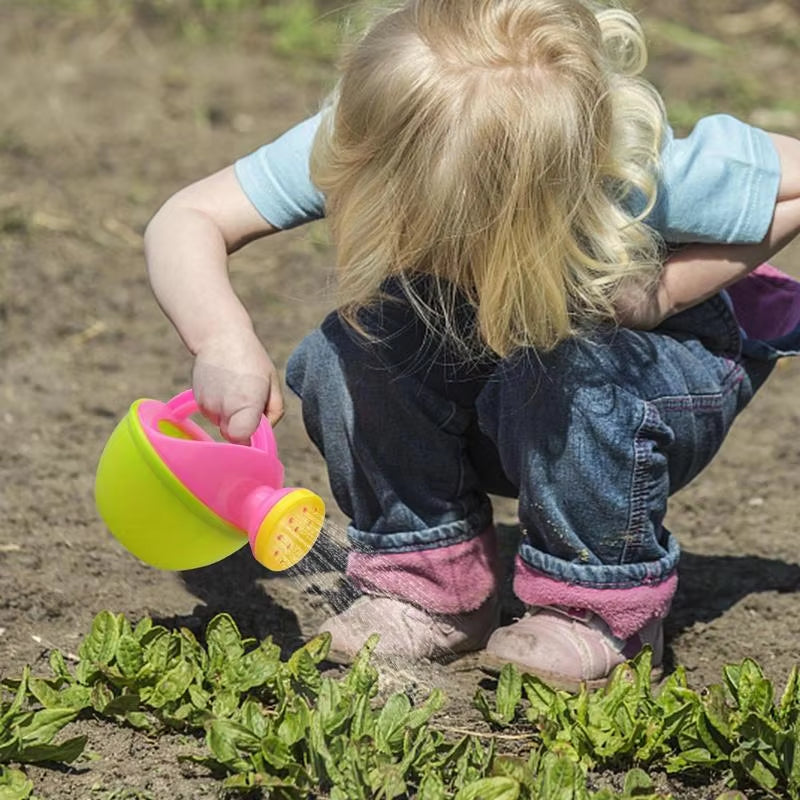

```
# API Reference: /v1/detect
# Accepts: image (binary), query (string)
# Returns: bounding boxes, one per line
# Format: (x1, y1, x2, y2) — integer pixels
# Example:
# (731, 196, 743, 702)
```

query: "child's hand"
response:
(192, 327, 284, 444)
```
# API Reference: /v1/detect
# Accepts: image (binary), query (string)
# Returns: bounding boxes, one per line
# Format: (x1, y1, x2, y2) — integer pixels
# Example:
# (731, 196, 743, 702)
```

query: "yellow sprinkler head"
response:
(249, 488, 325, 571)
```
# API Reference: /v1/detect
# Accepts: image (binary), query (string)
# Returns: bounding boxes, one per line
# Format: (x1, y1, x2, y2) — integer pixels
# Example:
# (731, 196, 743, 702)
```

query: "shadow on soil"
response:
(154, 532, 353, 654)
(669, 550, 800, 629)
(153, 548, 302, 648)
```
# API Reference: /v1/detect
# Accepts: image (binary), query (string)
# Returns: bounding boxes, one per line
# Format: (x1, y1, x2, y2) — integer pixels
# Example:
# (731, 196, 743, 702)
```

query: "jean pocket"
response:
(647, 355, 747, 492)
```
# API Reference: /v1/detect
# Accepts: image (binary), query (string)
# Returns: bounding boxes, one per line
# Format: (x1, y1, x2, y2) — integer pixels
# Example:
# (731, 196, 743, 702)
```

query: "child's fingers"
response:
(264, 381, 285, 427)
(192, 387, 222, 429)
(222, 403, 264, 444)
(200, 404, 221, 427)
(222, 383, 283, 441)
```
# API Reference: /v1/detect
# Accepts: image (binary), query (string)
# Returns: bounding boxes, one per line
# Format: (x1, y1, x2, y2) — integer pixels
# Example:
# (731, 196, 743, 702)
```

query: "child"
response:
(145, 0, 800, 689)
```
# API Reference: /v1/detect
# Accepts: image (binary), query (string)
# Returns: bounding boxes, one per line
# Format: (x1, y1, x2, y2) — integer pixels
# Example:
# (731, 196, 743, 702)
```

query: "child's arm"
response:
(144, 166, 282, 443)
(146, 116, 325, 443)
(618, 132, 800, 329)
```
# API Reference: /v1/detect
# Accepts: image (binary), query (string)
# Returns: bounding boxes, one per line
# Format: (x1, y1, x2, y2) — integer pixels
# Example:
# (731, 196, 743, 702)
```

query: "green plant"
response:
(0, 666, 86, 767)
(3, 611, 799, 798)
(0, 765, 36, 800)
(475, 652, 800, 798)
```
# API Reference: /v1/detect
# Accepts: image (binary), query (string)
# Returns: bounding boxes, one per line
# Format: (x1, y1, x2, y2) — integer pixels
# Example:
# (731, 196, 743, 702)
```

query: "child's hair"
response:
(311, 0, 667, 356)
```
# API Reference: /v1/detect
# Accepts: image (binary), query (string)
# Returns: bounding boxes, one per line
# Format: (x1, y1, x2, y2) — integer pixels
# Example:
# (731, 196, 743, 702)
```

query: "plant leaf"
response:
(211, 688, 239, 720)
(206, 719, 259, 773)
(492, 754, 536, 789)
(454, 776, 519, 800)
(236, 640, 280, 692)
(56, 685, 92, 711)
(146, 660, 195, 709)
(621, 767, 654, 794)
(0, 668, 29, 726)
(0, 764, 35, 800)
(26, 679, 60, 709)
(133, 617, 154, 640)
(778, 666, 800, 727)
(343, 635, 380, 697)
(376, 693, 411, 754)
(496, 664, 522, 724)
(90, 682, 114, 714)
(303, 632, 331, 664)
(78, 611, 119, 667)
(15, 708, 79, 747)
(116, 635, 144, 678)
(536, 753, 585, 800)
(124, 711, 154, 732)
(47, 651, 72, 683)
(14, 735, 87, 765)
(287, 647, 322, 695)
(142, 629, 172, 675)
(206, 614, 244, 670)
(277, 696, 310, 746)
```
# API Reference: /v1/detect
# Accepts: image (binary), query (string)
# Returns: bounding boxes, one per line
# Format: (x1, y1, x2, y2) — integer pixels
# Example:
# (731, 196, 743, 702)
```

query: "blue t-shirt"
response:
(234, 112, 780, 244)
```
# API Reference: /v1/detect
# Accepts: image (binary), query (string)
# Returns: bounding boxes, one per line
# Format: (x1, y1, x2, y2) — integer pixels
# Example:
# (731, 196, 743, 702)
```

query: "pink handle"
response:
(163, 390, 273, 452)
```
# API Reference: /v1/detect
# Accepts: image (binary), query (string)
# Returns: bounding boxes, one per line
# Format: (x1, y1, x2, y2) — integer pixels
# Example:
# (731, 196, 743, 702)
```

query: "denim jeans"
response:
(286, 277, 795, 593)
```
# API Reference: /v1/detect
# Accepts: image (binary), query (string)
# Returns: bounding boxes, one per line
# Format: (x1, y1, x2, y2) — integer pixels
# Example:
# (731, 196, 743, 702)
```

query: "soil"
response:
(1, 2, 799, 798)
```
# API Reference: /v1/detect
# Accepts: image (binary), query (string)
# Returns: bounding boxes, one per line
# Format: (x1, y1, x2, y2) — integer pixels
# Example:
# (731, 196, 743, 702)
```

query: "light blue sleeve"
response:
(643, 114, 781, 244)
(234, 113, 325, 230)
(238, 111, 780, 244)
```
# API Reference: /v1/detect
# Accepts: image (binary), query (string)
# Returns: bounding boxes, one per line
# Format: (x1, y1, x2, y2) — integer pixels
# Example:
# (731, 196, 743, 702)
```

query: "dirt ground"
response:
(1, 2, 799, 797)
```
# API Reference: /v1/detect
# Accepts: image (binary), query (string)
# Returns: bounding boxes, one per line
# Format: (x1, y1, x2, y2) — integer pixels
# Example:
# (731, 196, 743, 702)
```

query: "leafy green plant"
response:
(0, 765, 36, 800)
(475, 651, 800, 798)
(3, 611, 799, 798)
(24, 610, 323, 735)
(0, 666, 86, 767)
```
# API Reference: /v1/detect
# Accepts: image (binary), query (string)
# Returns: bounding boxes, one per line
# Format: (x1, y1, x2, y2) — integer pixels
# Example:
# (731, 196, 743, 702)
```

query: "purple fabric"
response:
(727, 263, 800, 341)
(346, 528, 499, 614)
(512, 557, 677, 640)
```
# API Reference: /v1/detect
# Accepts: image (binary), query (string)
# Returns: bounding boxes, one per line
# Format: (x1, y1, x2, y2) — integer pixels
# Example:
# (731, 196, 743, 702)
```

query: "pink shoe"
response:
(480, 607, 663, 691)
(318, 594, 500, 665)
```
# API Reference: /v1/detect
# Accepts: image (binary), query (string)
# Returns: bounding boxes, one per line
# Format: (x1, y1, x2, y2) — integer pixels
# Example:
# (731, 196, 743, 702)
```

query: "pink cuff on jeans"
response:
(513, 557, 677, 639)
(347, 528, 499, 614)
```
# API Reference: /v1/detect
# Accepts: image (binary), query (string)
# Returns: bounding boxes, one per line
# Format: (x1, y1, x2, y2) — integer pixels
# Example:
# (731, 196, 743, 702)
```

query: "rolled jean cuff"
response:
(347, 526, 499, 614)
(517, 533, 680, 589)
(346, 497, 493, 554)
(514, 557, 678, 639)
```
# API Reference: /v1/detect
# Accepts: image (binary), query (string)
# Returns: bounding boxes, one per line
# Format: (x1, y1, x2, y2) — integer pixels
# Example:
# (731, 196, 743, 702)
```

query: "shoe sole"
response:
(321, 605, 501, 668)
(324, 634, 496, 668)
(478, 651, 664, 693)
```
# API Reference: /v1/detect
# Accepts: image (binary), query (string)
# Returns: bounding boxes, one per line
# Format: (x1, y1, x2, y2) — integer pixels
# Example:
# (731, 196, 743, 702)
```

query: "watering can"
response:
(94, 390, 324, 571)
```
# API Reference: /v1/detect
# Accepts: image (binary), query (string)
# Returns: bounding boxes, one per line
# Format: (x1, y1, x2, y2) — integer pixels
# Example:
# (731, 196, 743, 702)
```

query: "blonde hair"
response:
(311, 0, 667, 355)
